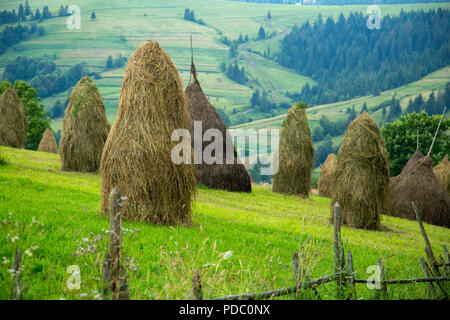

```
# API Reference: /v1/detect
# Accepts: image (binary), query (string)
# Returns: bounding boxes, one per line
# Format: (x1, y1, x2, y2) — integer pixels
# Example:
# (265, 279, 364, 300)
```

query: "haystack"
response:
(100, 40, 196, 225)
(59, 76, 110, 172)
(330, 112, 389, 230)
(433, 155, 450, 194)
(185, 65, 251, 192)
(387, 155, 449, 228)
(38, 128, 58, 154)
(272, 102, 314, 197)
(318, 153, 337, 198)
(0, 87, 27, 148)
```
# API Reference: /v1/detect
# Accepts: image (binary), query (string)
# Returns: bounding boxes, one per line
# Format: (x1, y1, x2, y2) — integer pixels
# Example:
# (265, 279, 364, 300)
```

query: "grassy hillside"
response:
(232, 66, 450, 156)
(0, 146, 448, 299)
(0, 0, 449, 131)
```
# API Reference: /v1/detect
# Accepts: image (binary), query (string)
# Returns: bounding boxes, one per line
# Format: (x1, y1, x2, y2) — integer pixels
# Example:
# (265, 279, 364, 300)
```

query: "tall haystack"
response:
(60, 76, 110, 172)
(185, 64, 251, 192)
(331, 112, 389, 230)
(318, 153, 337, 198)
(401, 149, 424, 175)
(387, 155, 449, 228)
(0, 87, 27, 148)
(272, 102, 314, 197)
(38, 128, 58, 154)
(100, 40, 196, 226)
(433, 155, 450, 194)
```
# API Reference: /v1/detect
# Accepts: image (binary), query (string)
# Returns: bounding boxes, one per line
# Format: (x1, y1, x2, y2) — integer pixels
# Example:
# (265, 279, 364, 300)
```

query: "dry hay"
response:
(0, 87, 27, 148)
(433, 154, 450, 194)
(272, 102, 314, 197)
(330, 112, 389, 230)
(100, 40, 196, 226)
(185, 70, 251, 193)
(318, 153, 337, 198)
(38, 128, 58, 154)
(60, 76, 110, 172)
(387, 154, 449, 228)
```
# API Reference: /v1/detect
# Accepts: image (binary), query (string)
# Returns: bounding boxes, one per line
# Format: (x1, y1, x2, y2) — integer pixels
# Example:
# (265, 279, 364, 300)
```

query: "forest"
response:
(278, 9, 450, 106)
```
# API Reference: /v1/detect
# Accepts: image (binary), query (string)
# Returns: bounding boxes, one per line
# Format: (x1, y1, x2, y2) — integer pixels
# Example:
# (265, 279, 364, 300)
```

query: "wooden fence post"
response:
(103, 187, 129, 300)
(293, 252, 299, 288)
(412, 202, 440, 277)
(333, 202, 345, 299)
(12, 249, 23, 300)
(347, 251, 356, 300)
(420, 257, 438, 299)
(190, 269, 203, 300)
(377, 258, 388, 300)
(440, 256, 449, 277)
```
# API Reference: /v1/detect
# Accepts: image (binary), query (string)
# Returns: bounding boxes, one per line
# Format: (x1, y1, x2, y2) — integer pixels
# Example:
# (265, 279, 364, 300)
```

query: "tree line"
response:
(183, 8, 205, 25)
(278, 9, 450, 106)
(2, 56, 90, 98)
(1, 1, 52, 25)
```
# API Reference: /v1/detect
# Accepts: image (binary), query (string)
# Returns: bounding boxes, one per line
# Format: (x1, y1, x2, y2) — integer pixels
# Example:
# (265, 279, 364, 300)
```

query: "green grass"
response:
(0, 0, 449, 130)
(0, 146, 448, 300)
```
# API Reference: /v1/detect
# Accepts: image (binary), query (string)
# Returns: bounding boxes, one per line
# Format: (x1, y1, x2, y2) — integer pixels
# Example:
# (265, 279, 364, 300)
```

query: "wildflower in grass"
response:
(222, 250, 233, 260)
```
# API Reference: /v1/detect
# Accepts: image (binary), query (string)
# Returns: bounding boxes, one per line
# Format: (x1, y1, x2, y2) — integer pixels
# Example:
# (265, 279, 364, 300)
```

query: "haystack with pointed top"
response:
(272, 102, 314, 197)
(318, 153, 337, 198)
(0, 87, 27, 148)
(433, 155, 450, 194)
(331, 112, 389, 230)
(60, 76, 110, 172)
(38, 128, 58, 154)
(387, 154, 449, 228)
(100, 40, 196, 225)
(185, 65, 251, 192)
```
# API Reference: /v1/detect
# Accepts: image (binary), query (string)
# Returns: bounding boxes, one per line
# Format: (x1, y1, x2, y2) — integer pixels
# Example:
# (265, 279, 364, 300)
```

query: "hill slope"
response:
(0, 0, 449, 131)
(0, 146, 448, 299)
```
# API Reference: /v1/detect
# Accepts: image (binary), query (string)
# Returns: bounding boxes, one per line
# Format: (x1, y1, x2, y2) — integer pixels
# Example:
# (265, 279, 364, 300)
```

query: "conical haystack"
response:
(331, 112, 389, 230)
(100, 40, 196, 225)
(0, 87, 27, 148)
(401, 149, 424, 175)
(185, 69, 251, 192)
(38, 128, 58, 154)
(387, 155, 449, 228)
(60, 76, 110, 172)
(433, 155, 450, 194)
(272, 102, 314, 197)
(318, 153, 337, 198)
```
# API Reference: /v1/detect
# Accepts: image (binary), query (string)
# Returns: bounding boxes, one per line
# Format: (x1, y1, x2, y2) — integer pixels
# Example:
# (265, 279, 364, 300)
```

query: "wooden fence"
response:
(104, 188, 449, 301)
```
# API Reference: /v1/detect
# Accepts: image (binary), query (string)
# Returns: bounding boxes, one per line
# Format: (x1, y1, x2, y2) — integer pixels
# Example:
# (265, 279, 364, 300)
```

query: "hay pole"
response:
(412, 202, 441, 277)
(347, 251, 356, 300)
(427, 106, 446, 157)
(189, 269, 203, 300)
(333, 202, 345, 298)
(210, 272, 347, 300)
(189, 34, 198, 84)
(420, 257, 438, 299)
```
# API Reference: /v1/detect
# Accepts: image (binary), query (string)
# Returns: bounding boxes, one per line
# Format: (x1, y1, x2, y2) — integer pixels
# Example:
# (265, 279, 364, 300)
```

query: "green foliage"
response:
(381, 111, 450, 176)
(280, 10, 450, 106)
(0, 80, 50, 150)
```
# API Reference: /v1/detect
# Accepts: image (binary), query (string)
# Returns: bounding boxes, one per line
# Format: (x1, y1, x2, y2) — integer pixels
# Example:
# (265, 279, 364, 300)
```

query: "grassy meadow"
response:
(0, 146, 449, 300)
